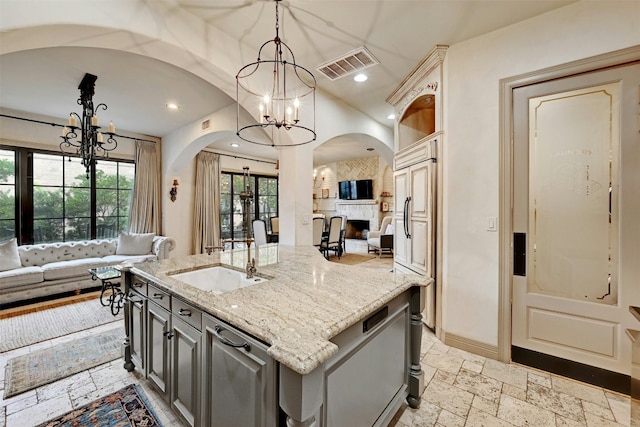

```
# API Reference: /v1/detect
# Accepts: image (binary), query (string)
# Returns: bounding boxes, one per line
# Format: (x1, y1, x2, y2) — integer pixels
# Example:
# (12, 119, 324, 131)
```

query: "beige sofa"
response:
(0, 235, 175, 307)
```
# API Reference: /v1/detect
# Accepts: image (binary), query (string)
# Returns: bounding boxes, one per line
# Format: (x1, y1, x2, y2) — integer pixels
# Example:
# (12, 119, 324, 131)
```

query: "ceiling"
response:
(0, 0, 576, 166)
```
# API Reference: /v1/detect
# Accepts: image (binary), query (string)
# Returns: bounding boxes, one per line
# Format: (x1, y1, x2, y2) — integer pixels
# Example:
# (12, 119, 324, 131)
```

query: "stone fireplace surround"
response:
(335, 200, 380, 237)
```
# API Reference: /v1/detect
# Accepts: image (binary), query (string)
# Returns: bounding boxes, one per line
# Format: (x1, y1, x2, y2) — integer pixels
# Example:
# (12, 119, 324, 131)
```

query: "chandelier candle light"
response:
(236, 0, 316, 146)
(60, 73, 118, 178)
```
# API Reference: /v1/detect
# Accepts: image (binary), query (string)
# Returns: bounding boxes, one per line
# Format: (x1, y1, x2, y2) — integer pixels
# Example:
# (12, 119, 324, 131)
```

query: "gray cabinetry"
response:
(126, 275, 202, 427)
(171, 311, 201, 427)
(201, 314, 277, 427)
(147, 299, 170, 398)
(128, 288, 146, 372)
(324, 302, 408, 426)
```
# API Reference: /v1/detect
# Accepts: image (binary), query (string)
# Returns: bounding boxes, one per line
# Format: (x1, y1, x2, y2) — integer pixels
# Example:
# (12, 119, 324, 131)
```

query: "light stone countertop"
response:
(124, 244, 431, 375)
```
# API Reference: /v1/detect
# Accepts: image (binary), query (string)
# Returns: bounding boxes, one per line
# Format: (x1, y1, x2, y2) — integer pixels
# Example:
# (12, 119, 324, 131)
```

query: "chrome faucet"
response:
(222, 238, 256, 279)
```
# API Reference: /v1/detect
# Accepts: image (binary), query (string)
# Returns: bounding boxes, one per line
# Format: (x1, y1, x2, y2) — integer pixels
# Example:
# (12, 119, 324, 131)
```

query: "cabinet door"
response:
(409, 163, 430, 219)
(393, 216, 408, 267)
(202, 315, 277, 427)
(394, 170, 410, 267)
(147, 301, 170, 399)
(394, 170, 408, 218)
(129, 291, 146, 372)
(407, 158, 435, 277)
(409, 217, 430, 276)
(171, 316, 201, 427)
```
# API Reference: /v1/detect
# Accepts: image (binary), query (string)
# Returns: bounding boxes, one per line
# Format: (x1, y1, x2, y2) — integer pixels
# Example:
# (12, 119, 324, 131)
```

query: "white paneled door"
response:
(512, 63, 640, 374)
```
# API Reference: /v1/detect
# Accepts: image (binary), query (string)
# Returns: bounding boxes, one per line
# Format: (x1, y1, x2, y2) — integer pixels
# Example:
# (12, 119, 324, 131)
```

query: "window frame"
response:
(220, 171, 278, 241)
(0, 145, 134, 244)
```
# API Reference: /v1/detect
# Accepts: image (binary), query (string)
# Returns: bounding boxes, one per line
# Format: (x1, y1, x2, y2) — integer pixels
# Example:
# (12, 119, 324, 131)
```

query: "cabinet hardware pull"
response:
(126, 295, 143, 304)
(163, 331, 174, 339)
(404, 197, 412, 238)
(132, 282, 143, 288)
(153, 293, 164, 299)
(179, 308, 192, 317)
(213, 325, 250, 351)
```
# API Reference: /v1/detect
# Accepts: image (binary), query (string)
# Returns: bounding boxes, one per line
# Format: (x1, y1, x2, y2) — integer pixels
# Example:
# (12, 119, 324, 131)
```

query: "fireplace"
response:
(335, 200, 379, 239)
(346, 220, 369, 240)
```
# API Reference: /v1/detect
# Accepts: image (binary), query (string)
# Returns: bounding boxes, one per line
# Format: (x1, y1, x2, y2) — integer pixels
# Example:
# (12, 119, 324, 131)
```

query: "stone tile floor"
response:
(0, 241, 630, 426)
(0, 320, 630, 427)
(389, 330, 630, 427)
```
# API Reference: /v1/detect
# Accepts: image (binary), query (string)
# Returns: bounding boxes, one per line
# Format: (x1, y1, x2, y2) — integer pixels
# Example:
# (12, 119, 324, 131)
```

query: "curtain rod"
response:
(205, 149, 277, 165)
(0, 113, 157, 144)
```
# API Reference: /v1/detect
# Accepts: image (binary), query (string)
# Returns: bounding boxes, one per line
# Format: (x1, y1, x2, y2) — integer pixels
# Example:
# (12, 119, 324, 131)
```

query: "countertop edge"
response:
(123, 246, 431, 374)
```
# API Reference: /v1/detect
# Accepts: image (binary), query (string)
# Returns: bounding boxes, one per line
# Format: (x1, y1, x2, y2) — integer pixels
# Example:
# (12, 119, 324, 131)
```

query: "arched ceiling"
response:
(0, 0, 577, 163)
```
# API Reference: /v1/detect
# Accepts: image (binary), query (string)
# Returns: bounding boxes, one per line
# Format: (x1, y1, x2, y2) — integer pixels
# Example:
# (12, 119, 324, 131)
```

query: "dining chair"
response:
(320, 216, 343, 259)
(270, 217, 279, 235)
(339, 215, 348, 255)
(312, 217, 325, 249)
(252, 219, 268, 246)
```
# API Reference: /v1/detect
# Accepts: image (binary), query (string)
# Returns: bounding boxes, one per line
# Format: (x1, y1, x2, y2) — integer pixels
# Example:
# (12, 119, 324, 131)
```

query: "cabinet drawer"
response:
(172, 298, 202, 331)
(148, 283, 170, 310)
(131, 276, 148, 296)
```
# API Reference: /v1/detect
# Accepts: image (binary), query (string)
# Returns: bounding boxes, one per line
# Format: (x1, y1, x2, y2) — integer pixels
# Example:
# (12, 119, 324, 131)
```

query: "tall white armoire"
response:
(387, 46, 446, 332)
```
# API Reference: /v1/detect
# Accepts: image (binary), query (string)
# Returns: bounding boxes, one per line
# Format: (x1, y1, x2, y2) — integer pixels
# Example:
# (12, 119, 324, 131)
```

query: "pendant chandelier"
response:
(60, 73, 118, 178)
(236, 0, 316, 147)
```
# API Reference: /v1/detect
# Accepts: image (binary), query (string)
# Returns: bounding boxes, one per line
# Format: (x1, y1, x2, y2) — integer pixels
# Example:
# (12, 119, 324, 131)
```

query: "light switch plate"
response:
(486, 217, 497, 231)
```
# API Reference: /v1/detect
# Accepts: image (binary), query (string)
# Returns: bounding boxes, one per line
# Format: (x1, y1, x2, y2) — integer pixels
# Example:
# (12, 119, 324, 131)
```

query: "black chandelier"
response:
(60, 73, 118, 178)
(236, 0, 316, 147)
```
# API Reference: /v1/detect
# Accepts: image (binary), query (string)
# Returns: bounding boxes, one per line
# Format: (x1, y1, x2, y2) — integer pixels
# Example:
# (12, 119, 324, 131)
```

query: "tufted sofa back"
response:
(18, 239, 117, 267)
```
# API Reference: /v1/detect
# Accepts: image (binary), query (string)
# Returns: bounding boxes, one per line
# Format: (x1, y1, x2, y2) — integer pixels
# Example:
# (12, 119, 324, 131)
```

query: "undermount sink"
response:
(169, 266, 268, 294)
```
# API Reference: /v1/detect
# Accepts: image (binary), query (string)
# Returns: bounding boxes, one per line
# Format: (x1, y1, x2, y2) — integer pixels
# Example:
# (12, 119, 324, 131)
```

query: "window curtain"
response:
(128, 140, 160, 234)
(193, 151, 221, 254)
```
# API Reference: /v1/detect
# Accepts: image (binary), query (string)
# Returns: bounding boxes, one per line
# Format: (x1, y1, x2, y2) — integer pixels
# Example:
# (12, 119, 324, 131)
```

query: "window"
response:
(0, 149, 16, 240)
(220, 172, 278, 240)
(0, 146, 134, 244)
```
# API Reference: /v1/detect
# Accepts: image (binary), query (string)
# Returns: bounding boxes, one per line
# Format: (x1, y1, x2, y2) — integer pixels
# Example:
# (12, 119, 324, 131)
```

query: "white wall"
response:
(442, 0, 640, 346)
(163, 150, 276, 258)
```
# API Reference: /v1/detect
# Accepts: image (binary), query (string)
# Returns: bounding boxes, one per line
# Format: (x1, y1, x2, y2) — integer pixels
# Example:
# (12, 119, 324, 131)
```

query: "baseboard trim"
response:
(512, 346, 630, 395)
(443, 332, 499, 360)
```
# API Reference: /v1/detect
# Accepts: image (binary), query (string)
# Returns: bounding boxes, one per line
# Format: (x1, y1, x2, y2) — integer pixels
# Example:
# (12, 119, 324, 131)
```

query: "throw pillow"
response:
(385, 224, 394, 235)
(116, 232, 156, 255)
(0, 238, 22, 271)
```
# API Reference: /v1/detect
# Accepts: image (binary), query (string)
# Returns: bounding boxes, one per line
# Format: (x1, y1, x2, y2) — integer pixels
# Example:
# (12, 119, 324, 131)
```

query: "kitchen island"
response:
(120, 244, 431, 427)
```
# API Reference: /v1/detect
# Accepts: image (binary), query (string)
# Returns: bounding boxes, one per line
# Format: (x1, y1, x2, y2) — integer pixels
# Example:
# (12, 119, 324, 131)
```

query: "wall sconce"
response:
(170, 179, 179, 202)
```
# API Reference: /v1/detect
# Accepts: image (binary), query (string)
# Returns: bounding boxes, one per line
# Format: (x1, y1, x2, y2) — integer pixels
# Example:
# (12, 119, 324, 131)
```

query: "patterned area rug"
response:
(0, 296, 123, 353)
(36, 384, 163, 427)
(4, 327, 123, 398)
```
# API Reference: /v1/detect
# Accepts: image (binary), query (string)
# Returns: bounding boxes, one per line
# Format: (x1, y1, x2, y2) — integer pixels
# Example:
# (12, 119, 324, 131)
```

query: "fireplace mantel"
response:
(335, 200, 377, 206)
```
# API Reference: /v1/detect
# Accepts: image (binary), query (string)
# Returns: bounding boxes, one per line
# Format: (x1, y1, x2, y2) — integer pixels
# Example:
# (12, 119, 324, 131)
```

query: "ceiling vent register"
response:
(316, 46, 379, 81)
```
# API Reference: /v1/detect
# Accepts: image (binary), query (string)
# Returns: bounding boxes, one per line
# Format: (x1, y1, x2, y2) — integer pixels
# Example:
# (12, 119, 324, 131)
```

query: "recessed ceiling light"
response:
(166, 103, 180, 110)
(353, 74, 368, 82)
(230, 143, 240, 148)
(387, 114, 396, 120)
